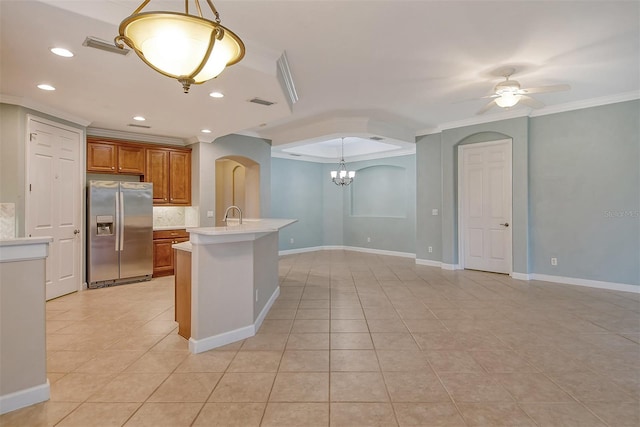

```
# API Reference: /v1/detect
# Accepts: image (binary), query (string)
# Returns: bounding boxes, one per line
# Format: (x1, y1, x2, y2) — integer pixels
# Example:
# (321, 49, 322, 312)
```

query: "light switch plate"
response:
(206, 211, 214, 218)
(432, 209, 438, 216)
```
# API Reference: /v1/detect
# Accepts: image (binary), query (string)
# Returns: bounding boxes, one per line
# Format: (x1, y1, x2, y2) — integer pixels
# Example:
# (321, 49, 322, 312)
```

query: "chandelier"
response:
(115, 0, 245, 93)
(330, 138, 356, 186)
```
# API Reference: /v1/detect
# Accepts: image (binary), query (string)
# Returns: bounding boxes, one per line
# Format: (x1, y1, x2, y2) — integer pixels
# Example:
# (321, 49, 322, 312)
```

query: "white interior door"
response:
(27, 117, 82, 300)
(460, 140, 512, 274)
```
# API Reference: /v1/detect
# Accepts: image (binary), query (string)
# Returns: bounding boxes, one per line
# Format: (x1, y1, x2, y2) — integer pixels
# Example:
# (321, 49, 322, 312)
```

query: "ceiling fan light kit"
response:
(476, 68, 570, 114)
(115, 0, 245, 93)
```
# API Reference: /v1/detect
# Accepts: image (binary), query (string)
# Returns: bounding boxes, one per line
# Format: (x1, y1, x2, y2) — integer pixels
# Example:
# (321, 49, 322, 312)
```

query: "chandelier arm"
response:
(205, 0, 221, 22)
(187, 28, 219, 80)
(193, 0, 202, 18)
(132, 0, 151, 15)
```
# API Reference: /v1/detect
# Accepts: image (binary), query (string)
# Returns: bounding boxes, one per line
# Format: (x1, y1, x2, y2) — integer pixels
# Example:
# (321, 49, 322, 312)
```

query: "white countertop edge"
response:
(188, 219, 297, 237)
(172, 241, 192, 252)
(0, 237, 52, 262)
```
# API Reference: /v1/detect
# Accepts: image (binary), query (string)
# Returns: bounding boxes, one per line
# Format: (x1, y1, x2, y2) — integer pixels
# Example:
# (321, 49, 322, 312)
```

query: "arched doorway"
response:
(215, 156, 260, 225)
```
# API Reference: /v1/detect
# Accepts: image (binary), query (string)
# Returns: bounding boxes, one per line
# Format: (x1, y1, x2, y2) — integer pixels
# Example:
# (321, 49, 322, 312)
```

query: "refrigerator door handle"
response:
(119, 190, 125, 251)
(114, 190, 120, 252)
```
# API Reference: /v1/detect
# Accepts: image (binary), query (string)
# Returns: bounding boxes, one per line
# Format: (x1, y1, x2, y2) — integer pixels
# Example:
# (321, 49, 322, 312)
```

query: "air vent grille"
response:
(127, 123, 151, 129)
(249, 98, 275, 106)
(369, 136, 385, 141)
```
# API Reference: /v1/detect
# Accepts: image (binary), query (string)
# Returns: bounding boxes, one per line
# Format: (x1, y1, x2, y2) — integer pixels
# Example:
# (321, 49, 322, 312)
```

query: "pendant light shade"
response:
(116, 1, 245, 93)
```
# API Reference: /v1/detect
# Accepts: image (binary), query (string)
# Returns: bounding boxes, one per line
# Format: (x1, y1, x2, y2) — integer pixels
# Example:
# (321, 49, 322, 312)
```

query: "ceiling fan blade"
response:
(480, 94, 500, 99)
(520, 84, 571, 94)
(518, 95, 545, 109)
(476, 99, 497, 114)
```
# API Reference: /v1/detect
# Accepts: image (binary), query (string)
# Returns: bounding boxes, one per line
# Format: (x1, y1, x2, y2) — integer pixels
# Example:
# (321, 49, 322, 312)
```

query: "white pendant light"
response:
(115, 0, 245, 93)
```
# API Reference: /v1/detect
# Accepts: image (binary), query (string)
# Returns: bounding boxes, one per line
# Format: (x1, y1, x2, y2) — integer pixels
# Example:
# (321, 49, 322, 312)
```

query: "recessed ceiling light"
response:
(50, 47, 74, 57)
(209, 91, 224, 98)
(201, 129, 212, 133)
(37, 84, 55, 91)
(133, 116, 146, 121)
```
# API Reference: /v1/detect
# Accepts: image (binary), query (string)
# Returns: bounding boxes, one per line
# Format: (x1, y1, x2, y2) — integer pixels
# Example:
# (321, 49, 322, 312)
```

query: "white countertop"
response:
(172, 241, 192, 252)
(188, 218, 297, 236)
(153, 225, 195, 231)
(0, 237, 53, 262)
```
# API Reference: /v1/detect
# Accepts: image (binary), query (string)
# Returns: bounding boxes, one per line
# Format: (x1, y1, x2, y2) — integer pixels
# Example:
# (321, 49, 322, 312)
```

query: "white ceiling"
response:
(1, 1, 638, 161)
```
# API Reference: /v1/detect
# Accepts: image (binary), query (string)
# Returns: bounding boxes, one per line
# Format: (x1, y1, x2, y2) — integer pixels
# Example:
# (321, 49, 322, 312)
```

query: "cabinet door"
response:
(146, 149, 170, 204)
(153, 239, 175, 277)
(87, 142, 116, 173)
(117, 145, 145, 174)
(169, 151, 191, 205)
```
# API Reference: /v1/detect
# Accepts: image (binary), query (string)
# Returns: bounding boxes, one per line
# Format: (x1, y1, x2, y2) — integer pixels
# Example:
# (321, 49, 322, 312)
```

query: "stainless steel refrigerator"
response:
(87, 180, 153, 288)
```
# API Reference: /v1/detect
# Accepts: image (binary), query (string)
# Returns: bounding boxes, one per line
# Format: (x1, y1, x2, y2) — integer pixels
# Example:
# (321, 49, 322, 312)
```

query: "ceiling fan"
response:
(477, 68, 570, 114)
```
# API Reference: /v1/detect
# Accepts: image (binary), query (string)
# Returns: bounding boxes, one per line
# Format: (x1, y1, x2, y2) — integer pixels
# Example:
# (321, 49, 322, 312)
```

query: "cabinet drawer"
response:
(153, 229, 189, 240)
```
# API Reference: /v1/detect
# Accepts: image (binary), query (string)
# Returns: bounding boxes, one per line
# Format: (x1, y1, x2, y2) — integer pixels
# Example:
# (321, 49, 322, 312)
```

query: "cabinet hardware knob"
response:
(111, 166, 115, 170)
(500, 222, 509, 227)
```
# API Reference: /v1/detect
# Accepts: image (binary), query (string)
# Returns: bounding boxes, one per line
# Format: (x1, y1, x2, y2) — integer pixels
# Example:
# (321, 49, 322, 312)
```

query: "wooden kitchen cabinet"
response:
(174, 247, 191, 339)
(153, 229, 189, 277)
(87, 138, 145, 175)
(146, 148, 191, 205)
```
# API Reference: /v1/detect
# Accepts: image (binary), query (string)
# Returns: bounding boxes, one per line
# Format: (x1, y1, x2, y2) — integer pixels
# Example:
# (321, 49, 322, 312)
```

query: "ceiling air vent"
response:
(83, 36, 130, 56)
(127, 123, 151, 129)
(289, 153, 302, 157)
(249, 98, 275, 106)
(369, 136, 385, 141)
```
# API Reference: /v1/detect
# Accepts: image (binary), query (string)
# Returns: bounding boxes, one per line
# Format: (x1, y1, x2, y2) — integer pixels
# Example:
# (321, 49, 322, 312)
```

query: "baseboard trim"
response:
(279, 247, 639, 294)
(188, 287, 281, 354)
(280, 245, 415, 259)
(415, 258, 442, 268)
(511, 272, 531, 281)
(530, 273, 639, 294)
(0, 380, 50, 415)
(254, 286, 280, 332)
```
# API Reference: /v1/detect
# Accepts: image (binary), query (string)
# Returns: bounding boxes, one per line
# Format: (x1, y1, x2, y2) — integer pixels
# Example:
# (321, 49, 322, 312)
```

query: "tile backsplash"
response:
(0, 203, 16, 239)
(153, 206, 199, 229)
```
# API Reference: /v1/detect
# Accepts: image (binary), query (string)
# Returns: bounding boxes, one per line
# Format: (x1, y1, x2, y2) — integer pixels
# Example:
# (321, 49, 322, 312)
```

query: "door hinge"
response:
(29, 184, 32, 192)
(29, 133, 37, 141)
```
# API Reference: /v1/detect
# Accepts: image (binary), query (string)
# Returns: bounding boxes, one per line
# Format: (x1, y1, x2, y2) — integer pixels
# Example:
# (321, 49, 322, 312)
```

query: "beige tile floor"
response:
(2, 250, 639, 426)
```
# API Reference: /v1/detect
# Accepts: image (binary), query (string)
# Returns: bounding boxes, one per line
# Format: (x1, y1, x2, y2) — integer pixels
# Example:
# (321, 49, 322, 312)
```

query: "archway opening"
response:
(215, 156, 260, 225)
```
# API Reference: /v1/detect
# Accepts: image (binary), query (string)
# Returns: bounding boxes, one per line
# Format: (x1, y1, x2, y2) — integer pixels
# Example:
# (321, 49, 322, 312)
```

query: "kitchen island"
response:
(174, 219, 296, 354)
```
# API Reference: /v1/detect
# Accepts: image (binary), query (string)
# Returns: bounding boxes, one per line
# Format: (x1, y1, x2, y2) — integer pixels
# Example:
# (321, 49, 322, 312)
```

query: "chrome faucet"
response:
(223, 205, 243, 225)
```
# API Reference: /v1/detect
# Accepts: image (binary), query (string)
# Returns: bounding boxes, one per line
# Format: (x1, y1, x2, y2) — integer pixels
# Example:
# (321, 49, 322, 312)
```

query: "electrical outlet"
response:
(367, 237, 371, 243)
(551, 257, 558, 266)
(432, 209, 438, 216)
(206, 210, 214, 218)
(255, 290, 259, 302)
(428, 246, 433, 253)
(290, 238, 294, 244)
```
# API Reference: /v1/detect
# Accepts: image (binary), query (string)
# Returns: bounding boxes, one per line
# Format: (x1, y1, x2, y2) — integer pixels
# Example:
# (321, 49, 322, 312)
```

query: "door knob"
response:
(73, 229, 80, 234)
(500, 222, 509, 227)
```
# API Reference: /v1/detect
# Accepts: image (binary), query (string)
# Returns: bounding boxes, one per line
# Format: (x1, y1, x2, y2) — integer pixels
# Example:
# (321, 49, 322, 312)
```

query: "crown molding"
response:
(87, 127, 187, 146)
(416, 91, 640, 137)
(1, 94, 91, 127)
(528, 91, 640, 117)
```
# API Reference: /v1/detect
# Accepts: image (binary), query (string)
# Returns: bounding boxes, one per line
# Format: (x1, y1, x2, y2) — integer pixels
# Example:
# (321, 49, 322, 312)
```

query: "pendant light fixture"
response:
(115, 0, 245, 93)
(330, 138, 356, 187)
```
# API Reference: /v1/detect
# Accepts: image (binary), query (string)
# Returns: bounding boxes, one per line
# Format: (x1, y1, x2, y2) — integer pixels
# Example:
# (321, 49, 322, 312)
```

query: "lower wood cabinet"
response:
(174, 248, 191, 339)
(153, 229, 189, 277)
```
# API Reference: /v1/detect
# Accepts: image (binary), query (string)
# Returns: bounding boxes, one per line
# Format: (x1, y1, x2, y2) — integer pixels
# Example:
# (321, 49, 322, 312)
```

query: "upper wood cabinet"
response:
(145, 148, 191, 205)
(87, 138, 145, 175)
(86, 136, 191, 206)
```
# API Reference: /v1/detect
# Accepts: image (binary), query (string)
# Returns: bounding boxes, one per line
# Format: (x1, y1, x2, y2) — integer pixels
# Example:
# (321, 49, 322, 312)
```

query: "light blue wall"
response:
(271, 158, 324, 250)
(529, 101, 640, 285)
(415, 100, 639, 286)
(271, 154, 416, 254)
(416, 133, 442, 261)
(342, 155, 416, 254)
